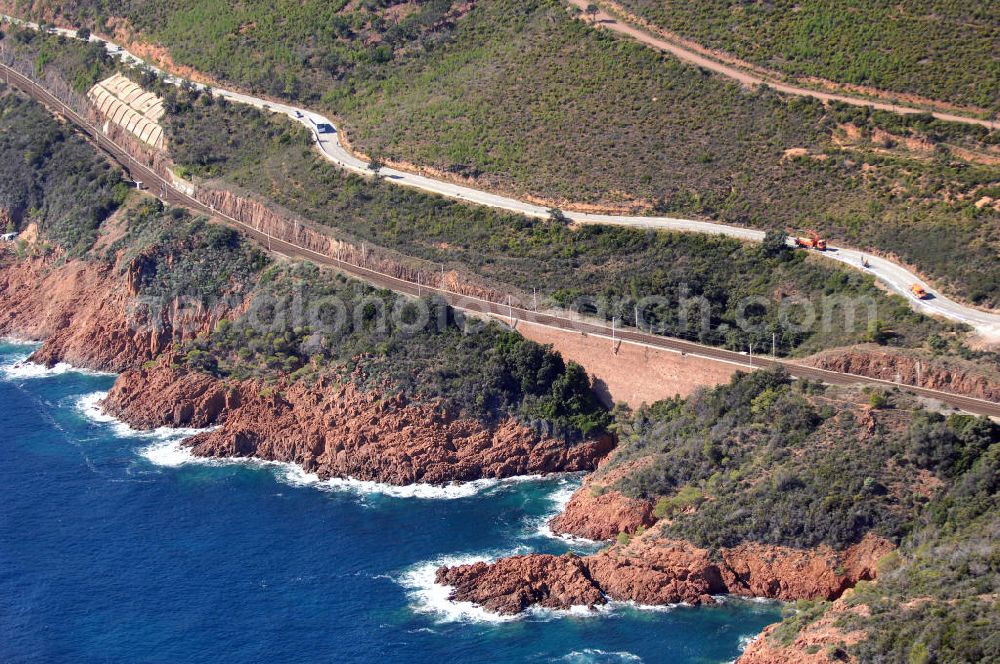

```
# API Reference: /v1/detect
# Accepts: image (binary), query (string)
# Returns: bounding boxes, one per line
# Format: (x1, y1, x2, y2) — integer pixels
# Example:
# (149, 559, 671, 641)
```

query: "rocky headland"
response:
(0, 207, 614, 487)
(101, 359, 613, 485)
(436, 532, 892, 614)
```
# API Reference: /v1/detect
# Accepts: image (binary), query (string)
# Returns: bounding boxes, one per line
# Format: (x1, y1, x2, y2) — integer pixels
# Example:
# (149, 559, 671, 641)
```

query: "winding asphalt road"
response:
(4, 58, 1000, 418)
(3, 15, 1000, 341)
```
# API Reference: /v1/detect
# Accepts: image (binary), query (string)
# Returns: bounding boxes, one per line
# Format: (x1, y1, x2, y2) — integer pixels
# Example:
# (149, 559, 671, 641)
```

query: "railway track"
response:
(3, 63, 998, 419)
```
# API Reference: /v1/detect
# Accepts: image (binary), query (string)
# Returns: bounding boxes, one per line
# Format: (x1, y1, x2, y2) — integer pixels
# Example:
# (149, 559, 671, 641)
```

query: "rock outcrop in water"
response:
(436, 532, 893, 614)
(102, 360, 614, 485)
(435, 554, 605, 614)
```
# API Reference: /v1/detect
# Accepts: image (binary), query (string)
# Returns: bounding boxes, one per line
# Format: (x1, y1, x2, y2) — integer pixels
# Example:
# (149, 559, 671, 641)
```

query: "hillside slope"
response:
(3, 2, 999, 308)
(615, 0, 1000, 113)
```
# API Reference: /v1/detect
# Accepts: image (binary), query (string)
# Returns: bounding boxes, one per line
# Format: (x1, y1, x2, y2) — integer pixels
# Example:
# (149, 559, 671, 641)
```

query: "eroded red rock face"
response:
(103, 362, 615, 485)
(548, 477, 655, 541)
(802, 346, 1000, 401)
(436, 533, 893, 614)
(0, 253, 232, 371)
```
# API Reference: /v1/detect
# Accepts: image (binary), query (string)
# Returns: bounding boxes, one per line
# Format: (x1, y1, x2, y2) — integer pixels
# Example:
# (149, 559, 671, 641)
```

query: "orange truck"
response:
(910, 284, 929, 299)
(794, 231, 827, 251)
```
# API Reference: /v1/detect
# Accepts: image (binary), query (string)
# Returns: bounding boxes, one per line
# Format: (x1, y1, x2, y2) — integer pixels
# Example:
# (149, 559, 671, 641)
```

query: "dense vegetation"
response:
(180, 262, 611, 440)
(160, 94, 958, 358)
(0, 86, 610, 442)
(0, 86, 127, 255)
(4, 9, 999, 307)
(603, 370, 998, 551)
(616, 0, 1000, 112)
(841, 438, 999, 662)
(601, 370, 1000, 660)
(108, 198, 269, 301)
(763, 415, 1000, 662)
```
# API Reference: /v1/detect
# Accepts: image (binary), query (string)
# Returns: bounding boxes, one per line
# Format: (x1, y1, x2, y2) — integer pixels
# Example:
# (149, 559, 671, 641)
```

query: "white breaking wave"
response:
(258, 455, 544, 500)
(398, 552, 528, 624)
(0, 334, 41, 345)
(230, 452, 547, 500)
(738, 633, 758, 652)
(531, 478, 604, 550)
(558, 649, 643, 663)
(2, 357, 115, 380)
(75, 391, 211, 445)
(79, 396, 550, 500)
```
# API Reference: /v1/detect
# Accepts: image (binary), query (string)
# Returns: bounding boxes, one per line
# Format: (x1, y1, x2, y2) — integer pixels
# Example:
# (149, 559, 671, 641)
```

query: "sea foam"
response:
(75, 391, 212, 445)
(398, 552, 528, 624)
(77, 390, 552, 500)
(558, 649, 644, 663)
(3, 357, 113, 380)
(530, 479, 604, 551)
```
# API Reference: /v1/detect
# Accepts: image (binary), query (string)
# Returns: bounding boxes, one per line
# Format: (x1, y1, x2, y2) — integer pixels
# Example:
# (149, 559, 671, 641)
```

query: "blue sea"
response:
(0, 341, 782, 663)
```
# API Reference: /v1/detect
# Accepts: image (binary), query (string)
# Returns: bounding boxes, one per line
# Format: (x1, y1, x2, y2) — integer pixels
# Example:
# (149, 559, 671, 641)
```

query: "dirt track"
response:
(567, 0, 998, 130)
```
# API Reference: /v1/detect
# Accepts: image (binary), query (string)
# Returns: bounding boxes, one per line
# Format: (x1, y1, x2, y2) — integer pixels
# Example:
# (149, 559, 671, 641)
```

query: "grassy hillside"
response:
(6, 0, 467, 100)
(604, 370, 999, 660)
(161, 92, 959, 358)
(330, 0, 1000, 307)
(3, 8, 1000, 307)
(616, 0, 1000, 112)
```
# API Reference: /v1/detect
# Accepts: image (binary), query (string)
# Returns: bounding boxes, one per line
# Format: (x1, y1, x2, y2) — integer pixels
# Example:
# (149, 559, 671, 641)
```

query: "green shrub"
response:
(0, 90, 125, 255)
(616, 0, 1000, 110)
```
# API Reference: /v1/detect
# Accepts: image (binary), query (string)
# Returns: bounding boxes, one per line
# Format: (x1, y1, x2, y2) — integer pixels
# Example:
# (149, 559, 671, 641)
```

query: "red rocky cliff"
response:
(548, 463, 656, 541)
(0, 250, 232, 372)
(102, 361, 614, 485)
(801, 345, 1000, 402)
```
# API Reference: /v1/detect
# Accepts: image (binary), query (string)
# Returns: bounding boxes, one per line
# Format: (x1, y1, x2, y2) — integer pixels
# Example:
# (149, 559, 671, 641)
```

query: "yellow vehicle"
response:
(794, 230, 827, 251)
(910, 284, 929, 299)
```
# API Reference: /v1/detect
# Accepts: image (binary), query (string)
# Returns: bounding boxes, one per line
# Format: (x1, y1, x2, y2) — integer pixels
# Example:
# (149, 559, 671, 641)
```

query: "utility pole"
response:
(611, 316, 616, 351)
(772, 332, 777, 359)
(634, 305, 639, 332)
(508, 294, 514, 327)
(533, 288, 537, 311)
(749, 343, 753, 370)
